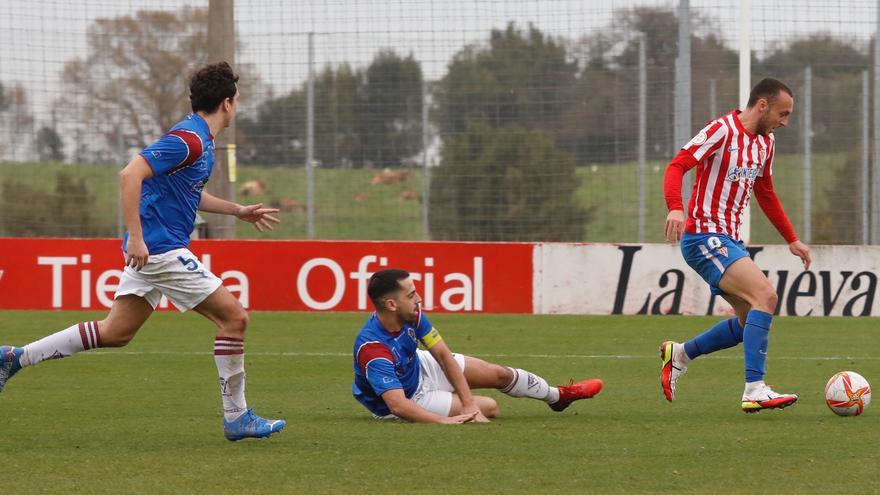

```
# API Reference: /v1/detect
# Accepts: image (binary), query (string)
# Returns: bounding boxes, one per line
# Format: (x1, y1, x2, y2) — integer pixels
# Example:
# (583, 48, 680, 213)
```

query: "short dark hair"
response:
(747, 77, 793, 108)
(190, 61, 239, 113)
(368, 269, 410, 310)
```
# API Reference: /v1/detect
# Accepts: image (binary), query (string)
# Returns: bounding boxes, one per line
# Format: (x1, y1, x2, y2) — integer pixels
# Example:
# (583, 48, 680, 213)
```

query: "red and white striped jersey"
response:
(681, 110, 775, 240)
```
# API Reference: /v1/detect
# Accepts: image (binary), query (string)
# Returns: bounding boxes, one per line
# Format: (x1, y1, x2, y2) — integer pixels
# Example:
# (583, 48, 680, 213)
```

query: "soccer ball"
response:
(824, 371, 871, 416)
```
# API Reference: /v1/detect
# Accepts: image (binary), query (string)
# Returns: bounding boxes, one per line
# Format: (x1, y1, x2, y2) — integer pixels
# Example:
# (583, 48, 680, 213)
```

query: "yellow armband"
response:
(419, 328, 443, 349)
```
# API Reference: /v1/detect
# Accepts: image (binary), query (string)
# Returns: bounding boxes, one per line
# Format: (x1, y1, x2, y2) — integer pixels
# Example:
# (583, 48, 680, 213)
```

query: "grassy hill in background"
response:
(0, 153, 848, 244)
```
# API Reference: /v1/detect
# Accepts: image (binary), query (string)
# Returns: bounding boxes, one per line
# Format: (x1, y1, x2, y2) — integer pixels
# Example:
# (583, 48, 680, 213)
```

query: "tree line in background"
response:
(5, 6, 864, 166)
(0, 6, 873, 241)
(237, 50, 423, 168)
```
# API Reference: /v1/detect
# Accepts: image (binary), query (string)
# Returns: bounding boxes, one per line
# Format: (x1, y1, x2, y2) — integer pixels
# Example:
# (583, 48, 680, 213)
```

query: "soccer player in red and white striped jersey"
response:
(660, 78, 812, 413)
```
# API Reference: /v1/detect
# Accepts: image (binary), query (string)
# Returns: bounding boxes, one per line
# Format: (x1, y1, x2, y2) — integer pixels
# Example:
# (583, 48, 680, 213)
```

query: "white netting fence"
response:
(0, 1, 876, 243)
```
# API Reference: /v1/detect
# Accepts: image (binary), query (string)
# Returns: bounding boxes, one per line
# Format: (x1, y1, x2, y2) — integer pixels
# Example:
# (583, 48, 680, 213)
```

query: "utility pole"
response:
(306, 32, 315, 238)
(206, 0, 236, 239)
(637, 36, 647, 242)
(674, 0, 692, 206)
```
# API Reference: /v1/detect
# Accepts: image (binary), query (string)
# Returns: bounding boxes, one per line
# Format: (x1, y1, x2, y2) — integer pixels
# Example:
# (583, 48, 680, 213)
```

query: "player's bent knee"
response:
(741, 283, 777, 314)
(237, 311, 250, 333)
(482, 398, 499, 418)
(223, 310, 249, 337)
(767, 292, 779, 314)
(493, 364, 513, 387)
(765, 291, 779, 313)
(756, 286, 778, 314)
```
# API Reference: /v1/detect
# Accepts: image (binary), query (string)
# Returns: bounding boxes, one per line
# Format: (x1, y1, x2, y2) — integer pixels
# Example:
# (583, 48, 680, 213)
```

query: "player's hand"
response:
(665, 210, 686, 242)
(472, 411, 490, 423)
(442, 411, 479, 424)
(125, 237, 149, 271)
(236, 203, 281, 232)
(789, 240, 811, 270)
(460, 404, 491, 423)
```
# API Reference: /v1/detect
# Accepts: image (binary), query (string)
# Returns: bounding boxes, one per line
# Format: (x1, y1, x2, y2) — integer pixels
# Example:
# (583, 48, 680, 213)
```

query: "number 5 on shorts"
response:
(178, 256, 199, 271)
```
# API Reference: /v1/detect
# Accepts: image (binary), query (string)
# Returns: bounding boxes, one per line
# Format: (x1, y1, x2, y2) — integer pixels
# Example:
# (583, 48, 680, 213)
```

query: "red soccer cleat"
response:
(549, 378, 604, 412)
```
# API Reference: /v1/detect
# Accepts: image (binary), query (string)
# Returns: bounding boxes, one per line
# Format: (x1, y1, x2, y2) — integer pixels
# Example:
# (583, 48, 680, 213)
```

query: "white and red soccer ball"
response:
(824, 371, 871, 417)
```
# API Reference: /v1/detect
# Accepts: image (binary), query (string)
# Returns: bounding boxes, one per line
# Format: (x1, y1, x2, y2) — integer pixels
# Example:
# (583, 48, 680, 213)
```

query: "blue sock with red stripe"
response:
(683, 317, 743, 360)
(742, 310, 772, 383)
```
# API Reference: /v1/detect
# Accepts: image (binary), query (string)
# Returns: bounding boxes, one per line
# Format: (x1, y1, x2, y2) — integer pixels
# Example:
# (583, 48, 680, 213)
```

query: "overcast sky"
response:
(1, 0, 878, 125)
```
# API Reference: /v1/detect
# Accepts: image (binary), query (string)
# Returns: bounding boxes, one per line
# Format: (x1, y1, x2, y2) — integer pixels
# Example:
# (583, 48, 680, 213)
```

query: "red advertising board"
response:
(0, 238, 533, 313)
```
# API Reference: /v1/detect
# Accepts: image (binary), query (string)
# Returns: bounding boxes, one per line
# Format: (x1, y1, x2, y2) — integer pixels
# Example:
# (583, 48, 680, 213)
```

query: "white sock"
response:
(500, 367, 560, 404)
(19, 321, 101, 367)
(744, 380, 766, 396)
(214, 336, 247, 422)
(675, 344, 691, 364)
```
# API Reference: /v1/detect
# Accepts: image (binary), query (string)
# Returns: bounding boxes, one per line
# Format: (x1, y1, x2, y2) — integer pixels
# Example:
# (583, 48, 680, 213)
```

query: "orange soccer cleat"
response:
(549, 378, 604, 412)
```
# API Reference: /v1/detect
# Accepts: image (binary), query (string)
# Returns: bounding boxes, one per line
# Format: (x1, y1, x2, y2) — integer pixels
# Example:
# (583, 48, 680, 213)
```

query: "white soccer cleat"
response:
(741, 381, 798, 413)
(660, 341, 688, 402)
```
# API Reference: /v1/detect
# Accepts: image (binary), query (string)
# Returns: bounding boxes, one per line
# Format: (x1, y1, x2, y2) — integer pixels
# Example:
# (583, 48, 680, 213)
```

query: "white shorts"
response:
(115, 248, 222, 312)
(374, 350, 467, 420)
(410, 349, 467, 416)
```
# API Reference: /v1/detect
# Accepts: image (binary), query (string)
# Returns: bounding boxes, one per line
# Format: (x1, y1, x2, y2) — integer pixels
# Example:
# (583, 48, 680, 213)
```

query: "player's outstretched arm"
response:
(428, 341, 490, 423)
(198, 192, 281, 232)
(119, 155, 154, 270)
(380, 389, 477, 424)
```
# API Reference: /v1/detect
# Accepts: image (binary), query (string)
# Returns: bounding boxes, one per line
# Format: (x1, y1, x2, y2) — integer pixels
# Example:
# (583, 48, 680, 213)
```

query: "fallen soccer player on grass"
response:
(351, 269, 603, 423)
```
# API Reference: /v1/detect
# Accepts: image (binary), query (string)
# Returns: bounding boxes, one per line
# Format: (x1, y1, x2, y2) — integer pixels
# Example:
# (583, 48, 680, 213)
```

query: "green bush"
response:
(813, 151, 861, 244)
(1, 171, 107, 237)
(430, 123, 587, 241)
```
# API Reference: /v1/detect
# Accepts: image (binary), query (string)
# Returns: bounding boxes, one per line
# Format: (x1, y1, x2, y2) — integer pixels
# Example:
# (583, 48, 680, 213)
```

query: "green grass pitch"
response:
(3, 311, 878, 494)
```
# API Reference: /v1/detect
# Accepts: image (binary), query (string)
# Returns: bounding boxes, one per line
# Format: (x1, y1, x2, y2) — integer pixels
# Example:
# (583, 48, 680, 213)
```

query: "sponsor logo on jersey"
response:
(726, 166, 759, 182)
